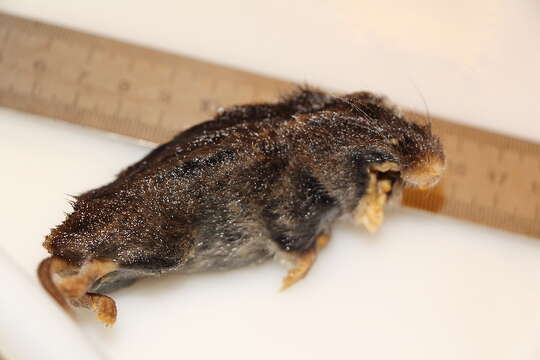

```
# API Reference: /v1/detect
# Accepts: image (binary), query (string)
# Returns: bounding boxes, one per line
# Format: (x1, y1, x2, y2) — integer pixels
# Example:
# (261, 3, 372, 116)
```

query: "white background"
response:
(1, 1, 539, 360)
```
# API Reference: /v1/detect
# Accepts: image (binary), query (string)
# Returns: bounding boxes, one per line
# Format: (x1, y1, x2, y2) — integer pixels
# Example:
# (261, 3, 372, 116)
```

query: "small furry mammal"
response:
(38, 88, 445, 325)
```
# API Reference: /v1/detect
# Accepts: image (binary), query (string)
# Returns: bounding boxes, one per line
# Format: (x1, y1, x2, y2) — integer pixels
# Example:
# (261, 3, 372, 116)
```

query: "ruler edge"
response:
(0, 11, 296, 88)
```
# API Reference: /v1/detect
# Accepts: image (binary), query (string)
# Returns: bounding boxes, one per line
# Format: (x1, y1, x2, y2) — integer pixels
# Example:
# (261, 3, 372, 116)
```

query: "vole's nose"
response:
(402, 156, 445, 189)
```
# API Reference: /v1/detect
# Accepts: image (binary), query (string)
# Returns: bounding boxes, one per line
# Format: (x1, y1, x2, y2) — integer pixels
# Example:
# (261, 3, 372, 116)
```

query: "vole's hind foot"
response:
(315, 233, 330, 251)
(39, 257, 119, 325)
(57, 259, 118, 298)
(280, 234, 330, 291)
(72, 293, 117, 326)
(57, 276, 90, 298)
(281, 251, 316, 291)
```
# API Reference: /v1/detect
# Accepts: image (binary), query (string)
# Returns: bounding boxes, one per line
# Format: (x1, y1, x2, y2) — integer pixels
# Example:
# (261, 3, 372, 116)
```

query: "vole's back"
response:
(48, 108, 357, 274)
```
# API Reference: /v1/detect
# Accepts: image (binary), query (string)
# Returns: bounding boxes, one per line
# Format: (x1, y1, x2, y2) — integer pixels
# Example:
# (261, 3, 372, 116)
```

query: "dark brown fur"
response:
(39, 88, 444, 322)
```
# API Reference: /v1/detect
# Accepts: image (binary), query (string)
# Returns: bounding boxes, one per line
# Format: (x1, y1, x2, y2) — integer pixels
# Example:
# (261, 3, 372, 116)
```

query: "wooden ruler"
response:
(1, 12, 539, 239)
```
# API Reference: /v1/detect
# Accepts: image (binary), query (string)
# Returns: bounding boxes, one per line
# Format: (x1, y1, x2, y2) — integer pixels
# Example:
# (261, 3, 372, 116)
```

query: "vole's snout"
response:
(402, 155, 445, 189)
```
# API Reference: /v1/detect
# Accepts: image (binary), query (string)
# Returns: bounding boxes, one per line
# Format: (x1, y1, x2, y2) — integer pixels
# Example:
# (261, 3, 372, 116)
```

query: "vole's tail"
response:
(37, 256, 74, 315)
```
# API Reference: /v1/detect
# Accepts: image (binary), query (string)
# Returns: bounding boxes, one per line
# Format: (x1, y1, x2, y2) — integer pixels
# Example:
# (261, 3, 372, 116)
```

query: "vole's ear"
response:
(341, 91, 396, 110)
(279, 86, 334, 110)
(402, 110, 432, 127)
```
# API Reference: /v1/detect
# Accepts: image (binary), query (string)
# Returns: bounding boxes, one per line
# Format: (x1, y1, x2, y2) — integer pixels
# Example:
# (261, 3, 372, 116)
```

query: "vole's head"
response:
(337, 91, 445, 189)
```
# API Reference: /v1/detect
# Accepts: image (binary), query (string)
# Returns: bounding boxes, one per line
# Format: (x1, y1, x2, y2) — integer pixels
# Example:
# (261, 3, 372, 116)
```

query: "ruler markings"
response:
(1, 11, 539, 239)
